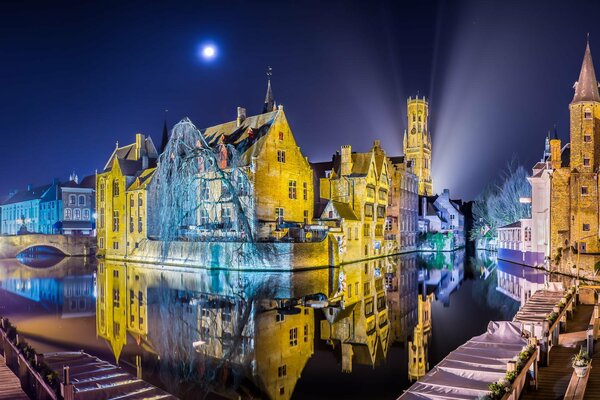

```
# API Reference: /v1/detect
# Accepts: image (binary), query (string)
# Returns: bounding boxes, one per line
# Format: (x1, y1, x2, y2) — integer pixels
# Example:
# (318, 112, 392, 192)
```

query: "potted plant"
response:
(572, 348, 591, 377)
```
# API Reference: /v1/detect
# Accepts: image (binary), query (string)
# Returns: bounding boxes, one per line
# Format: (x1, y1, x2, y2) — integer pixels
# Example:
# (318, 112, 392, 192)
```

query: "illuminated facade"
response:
(407, 293, 433, 381)
(320, 259, 389, 372)
(95, 133, 158, 258)
(315, 141, 390, 262)
(386, 157, 419, 253)
(96, 261, 315, 399)
(548, 42, 600, 274)
(403, 96, 433, 196)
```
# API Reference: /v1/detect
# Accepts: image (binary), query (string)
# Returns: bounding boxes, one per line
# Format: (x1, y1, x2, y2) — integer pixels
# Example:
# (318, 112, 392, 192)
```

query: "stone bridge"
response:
(0, 234, 97, 259)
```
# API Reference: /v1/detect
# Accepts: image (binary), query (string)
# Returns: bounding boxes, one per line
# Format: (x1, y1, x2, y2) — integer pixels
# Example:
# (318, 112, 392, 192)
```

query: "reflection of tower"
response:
(408, 293, 433, 381)
(403, 96, 433, 196)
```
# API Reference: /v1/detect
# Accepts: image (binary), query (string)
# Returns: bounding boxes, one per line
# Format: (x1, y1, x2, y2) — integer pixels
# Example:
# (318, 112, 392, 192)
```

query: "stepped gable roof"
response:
(2, 184, 51, 205)
(573, 42, 600, 103)
(201, 110, 278, 165)
(498, 221, 522, 229)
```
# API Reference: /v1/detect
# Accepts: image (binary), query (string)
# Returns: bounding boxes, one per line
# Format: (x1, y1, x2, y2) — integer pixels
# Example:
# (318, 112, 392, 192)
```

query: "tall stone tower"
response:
(403, 96, 433, 195)
(568, 41, 600, 255)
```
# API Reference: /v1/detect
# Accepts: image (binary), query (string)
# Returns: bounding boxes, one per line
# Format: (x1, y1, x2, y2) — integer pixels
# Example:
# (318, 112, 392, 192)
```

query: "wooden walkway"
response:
(522, 305, 593, 400)
(583, 319, 600, 400)
(0, 355, 29, 400)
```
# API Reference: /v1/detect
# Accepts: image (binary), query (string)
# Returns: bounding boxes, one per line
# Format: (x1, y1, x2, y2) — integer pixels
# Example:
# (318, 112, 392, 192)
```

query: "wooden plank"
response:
(0, 355, 29, 400)
(564, 365, 591, 400)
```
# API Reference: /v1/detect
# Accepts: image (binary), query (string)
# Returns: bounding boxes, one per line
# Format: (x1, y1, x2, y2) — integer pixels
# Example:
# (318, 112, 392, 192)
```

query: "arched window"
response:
(78, 195, 85, 206)
(69, 194, 76, 205)
(113, 180, 120, 196)
(585, 108, 592, 119)
(65, 208, 72, 220)
(99, 183, 105, 201)
(74, 209, 81, 220)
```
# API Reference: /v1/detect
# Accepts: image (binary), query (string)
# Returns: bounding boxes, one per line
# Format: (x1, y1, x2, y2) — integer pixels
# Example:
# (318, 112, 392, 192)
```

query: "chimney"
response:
(135, 133, 145, 159)
(550, 137, 561, 169)
(237, 107, 247, 127)
(340, 145, 353, 176)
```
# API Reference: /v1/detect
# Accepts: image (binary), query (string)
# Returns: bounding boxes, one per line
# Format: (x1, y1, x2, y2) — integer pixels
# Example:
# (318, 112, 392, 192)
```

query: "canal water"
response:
(0, 249, 526, 399)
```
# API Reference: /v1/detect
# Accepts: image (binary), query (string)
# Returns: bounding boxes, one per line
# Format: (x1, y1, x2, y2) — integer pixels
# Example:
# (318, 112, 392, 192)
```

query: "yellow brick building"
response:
(96, 83, 315, 260)
(550, 42, 600, 274)
(314, 140, 390, 263)
(96, 134, 158, 259)
(403, 96, 433, 196)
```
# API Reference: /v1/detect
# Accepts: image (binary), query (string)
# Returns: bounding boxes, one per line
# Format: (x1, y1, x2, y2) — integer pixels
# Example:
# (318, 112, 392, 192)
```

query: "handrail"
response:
(0, 319, 58, 400)
(564, 360, 592, 400)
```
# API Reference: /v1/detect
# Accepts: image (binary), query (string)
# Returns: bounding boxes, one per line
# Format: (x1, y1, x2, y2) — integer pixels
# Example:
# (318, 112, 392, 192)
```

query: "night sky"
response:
(2, 0, 600, 199)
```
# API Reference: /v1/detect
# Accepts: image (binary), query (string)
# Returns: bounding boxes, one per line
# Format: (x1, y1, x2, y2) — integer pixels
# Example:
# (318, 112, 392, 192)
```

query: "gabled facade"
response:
(315, 140, 390, 263)
(96, 133, 158, 258)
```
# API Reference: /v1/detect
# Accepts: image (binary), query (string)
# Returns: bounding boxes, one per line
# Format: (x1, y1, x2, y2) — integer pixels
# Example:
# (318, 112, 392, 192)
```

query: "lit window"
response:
(275, 207, 284, 224)
(289, 328, 298, 347)
(277, 150, 286, 163)
(83, 209, 90, 220)
(288, 180, 297, 199)
(113, 211, 119, 232)
(278, 365, 287, 377)
(74, 209, 81, 220)
(64, 208, 72, 220)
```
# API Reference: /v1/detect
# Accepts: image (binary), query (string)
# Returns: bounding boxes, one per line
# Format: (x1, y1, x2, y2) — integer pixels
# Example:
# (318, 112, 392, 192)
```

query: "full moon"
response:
(201, 45, 216, 60)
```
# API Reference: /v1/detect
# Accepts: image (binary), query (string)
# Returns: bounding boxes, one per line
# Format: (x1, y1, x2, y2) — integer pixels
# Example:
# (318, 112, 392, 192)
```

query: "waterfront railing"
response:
(0, 317, 58, 400)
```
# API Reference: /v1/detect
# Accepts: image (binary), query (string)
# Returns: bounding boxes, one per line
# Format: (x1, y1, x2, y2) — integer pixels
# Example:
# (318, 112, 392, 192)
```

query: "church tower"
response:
(403, 96, 433, 195)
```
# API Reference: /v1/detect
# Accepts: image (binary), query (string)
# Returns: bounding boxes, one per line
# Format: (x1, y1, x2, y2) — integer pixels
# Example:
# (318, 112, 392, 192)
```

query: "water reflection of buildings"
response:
(418, 251, 465, 306)
(320, 259, 390, 373)
(96, 262, 320, 400)
(496, 259, 546, 306)
(0, 257, 95, 318)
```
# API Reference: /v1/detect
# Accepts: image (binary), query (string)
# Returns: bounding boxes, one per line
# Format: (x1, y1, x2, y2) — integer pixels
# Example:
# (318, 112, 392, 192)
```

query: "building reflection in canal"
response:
(0, 249, 526, 400)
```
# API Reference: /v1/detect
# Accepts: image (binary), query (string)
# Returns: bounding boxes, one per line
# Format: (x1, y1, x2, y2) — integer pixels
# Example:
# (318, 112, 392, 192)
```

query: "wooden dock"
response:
(0, 355, 29, 400)
(583, 326, 600, 399)
(522, 304, 593, 400)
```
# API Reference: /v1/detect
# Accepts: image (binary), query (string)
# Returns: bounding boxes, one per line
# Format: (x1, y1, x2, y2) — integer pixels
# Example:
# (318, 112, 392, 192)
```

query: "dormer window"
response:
(585, 108, 592, 119)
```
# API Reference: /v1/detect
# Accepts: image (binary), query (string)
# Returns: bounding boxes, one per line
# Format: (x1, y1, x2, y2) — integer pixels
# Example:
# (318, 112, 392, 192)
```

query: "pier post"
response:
(61, 365, 74, 400)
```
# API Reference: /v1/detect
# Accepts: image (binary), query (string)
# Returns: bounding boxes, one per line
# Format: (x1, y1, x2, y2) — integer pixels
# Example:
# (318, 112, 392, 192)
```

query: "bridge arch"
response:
(0, 234, 95, 259)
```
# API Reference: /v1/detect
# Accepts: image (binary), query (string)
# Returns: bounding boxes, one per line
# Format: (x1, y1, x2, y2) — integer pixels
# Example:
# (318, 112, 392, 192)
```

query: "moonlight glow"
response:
(200, 44, 217, 61)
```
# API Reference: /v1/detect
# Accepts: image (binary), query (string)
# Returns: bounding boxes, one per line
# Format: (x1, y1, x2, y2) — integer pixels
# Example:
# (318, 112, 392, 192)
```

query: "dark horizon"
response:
(2, 0, 600, 200)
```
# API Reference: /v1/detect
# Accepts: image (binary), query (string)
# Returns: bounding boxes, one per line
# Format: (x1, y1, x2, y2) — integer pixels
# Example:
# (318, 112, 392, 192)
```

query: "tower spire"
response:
(160, 109, 169, 154)
(262, 66, 275, 113)
(572, 40, 600, 102)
